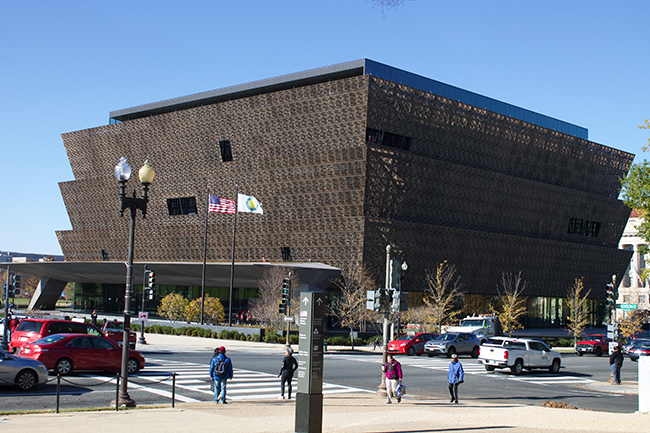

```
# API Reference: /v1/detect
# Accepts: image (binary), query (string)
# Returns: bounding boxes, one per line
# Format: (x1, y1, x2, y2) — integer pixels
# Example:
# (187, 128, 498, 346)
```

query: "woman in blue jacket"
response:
(448, 353, 464, 404)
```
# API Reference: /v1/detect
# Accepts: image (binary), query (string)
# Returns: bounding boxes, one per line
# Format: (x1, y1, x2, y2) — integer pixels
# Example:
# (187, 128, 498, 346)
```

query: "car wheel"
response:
(408, 347, 415, 356)
(595, 347, 603, 357)
(15, 369, 37, 391)
(471, 346, 479, 359)
(485, 365, 495, 372)
(55, 358, 73, 376)
(127, 357, 140, 375)
(549, 359, 561, 374)
(576, 352, 583, 356)
(510, 360, 523, 375)
(446, 347, 456, 358)
(427, 353, 434, 358)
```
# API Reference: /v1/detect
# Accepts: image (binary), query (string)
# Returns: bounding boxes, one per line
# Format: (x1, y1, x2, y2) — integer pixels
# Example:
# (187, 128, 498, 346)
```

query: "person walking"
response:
(209, 346, 234, 404)
(382, 354, 402, 404)
(609, 343, 623, 385)
(278, 346, 298, 400)
(90, 309, 98, 327)
(448, 353, 464, 403)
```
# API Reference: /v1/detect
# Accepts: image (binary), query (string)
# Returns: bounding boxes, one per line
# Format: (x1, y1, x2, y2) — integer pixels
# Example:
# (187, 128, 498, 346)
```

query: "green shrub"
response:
(218, 330, 228, 339)
(240, 333, 247, 341)
(289, 334, 299, 345)
(328, 336, 348, 346)
(264, 331, 279, 343)
(252, 334, 261, 342)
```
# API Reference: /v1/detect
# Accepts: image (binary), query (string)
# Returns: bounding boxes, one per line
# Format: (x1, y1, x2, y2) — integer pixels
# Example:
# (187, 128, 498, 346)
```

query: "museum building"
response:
(37, 59, 636, 326)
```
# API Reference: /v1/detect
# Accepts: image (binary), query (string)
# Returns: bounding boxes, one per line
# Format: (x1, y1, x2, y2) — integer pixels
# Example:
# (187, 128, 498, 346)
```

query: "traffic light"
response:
(374, 288, 383, 312)
(279, 277, 290, 315)
(392, 291, 408, 313)
(12, 274, 21, 290)
(148, 290, 154, 300)
(390, 259, 401, 290)
(147, 271, 156, 289)
(606, 281, 616, 309)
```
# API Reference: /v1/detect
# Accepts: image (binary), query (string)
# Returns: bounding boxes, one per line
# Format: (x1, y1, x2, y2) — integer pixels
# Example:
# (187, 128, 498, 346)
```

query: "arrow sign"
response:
(316, 298, 323, 305)
(302, 296, 310, 305)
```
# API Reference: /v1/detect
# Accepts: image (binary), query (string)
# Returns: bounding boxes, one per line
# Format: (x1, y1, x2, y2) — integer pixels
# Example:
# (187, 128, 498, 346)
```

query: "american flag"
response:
(209, 194, 235, 214)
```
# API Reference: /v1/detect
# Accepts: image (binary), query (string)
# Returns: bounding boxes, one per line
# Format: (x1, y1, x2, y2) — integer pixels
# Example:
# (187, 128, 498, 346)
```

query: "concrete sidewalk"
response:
(1, 333, 647, 433)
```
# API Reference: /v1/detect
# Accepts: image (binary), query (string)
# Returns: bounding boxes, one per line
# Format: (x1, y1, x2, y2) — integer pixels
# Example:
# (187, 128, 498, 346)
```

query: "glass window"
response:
(92, 338, 115, 349)
(16, 320, 44, 333)
(167, 197, 197, 216)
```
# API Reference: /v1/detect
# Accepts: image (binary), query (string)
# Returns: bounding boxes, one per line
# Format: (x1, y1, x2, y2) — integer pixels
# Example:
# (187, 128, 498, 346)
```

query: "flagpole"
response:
(228, 184, 238, 327)
(200, 185, 209, 325)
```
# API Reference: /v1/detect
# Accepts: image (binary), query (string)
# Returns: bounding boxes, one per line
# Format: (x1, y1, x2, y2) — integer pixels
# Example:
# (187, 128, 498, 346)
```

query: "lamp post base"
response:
(111, 396, 137, 408)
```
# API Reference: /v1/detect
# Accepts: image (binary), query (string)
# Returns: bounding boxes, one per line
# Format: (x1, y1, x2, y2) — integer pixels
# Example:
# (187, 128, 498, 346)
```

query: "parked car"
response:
(627, 341, 650, 362)
(424, 332, 481, 358)
(0, 348, 49, 390)
(102, 321, 137, 349)
(10, 318, 103, 353)
(574, 334, 610, 357)
(387, 332, 437, 356)
(18, 333, 145, 375)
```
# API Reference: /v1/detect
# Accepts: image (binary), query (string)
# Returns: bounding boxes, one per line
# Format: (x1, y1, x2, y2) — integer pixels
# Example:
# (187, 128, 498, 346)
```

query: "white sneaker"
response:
(278, 395, 285, 400)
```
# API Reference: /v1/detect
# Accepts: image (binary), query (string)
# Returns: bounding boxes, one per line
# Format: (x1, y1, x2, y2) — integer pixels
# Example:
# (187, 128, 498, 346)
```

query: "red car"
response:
(18, 333, 145, 376)
(575, 334, 610, 357)
(10, 318, 103, 353)
(388, 332, 438, 356)
(102, 321, 137, 349)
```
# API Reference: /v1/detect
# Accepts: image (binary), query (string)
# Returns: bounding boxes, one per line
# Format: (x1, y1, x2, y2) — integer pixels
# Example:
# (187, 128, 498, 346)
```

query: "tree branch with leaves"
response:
(566, 277, 591, 346)
(422, 261, 463, 333)
(497, 272, 528, 336)
(327, 263, 377, 349)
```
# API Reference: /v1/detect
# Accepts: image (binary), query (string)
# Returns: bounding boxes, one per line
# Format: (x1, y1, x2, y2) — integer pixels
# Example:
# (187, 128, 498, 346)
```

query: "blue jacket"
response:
(448, 360, 464, 384)
(210, 353, 233, 380)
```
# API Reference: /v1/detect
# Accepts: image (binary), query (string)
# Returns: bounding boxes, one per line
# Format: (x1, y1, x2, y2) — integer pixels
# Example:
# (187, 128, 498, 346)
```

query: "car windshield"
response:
(395, 335, 415, 341)
(633, 341, 650, 349)
(461, 320, 484, 327)
(436, 333, 458, 341)
(33, 335, 67, 345)
(585, 335, 602, 341)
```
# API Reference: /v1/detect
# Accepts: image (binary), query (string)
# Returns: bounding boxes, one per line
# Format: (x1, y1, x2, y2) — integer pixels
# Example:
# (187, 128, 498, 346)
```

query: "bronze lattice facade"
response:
(57, 59, 634, 301)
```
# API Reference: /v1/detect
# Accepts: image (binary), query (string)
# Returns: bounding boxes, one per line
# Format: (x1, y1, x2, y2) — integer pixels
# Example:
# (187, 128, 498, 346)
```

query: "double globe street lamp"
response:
(114, 157, 154, 407)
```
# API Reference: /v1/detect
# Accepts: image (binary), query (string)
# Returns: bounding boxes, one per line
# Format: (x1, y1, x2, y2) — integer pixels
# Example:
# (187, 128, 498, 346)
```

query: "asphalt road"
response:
(0, 345, 639, 413)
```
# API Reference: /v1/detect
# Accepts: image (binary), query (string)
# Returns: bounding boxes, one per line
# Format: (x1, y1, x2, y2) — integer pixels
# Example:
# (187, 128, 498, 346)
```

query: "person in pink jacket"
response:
(382, 354, 403, 404)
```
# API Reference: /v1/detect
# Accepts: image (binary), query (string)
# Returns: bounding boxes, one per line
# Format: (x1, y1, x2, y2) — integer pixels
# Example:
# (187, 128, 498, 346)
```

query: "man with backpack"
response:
(210, 346, 233, 404)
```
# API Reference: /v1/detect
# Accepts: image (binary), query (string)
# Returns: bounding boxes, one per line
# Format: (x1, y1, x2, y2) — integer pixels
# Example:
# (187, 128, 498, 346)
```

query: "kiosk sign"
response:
(295, 292, 325, 433)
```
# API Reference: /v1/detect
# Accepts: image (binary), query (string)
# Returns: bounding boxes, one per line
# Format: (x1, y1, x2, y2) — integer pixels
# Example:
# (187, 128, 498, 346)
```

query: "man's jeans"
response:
(214, 378, 227, 403)
(610, 364, 621, 384)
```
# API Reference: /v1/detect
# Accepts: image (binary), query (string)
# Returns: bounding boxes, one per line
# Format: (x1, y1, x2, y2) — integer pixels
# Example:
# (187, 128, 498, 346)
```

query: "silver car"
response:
(0, 349, 49, 390)
(424, 332, 481, 358)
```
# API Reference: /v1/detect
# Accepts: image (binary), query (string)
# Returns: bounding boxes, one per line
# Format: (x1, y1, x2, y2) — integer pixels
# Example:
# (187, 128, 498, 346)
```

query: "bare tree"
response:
(497, 272, 528, 336)
(423, 261, 463, 333)
(249, 266, 289, 330)
(566, 278, 591, 346)
(328, 263, 377, 349)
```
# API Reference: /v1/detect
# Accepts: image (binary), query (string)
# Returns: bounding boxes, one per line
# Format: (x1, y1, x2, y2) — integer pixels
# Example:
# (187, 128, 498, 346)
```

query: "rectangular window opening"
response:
(167, 197, 197, 216)
(220, 140, 233, 162)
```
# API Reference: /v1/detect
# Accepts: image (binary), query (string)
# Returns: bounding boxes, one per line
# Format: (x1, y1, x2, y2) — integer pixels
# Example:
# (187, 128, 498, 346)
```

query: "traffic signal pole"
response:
(1, 265, 10, 351)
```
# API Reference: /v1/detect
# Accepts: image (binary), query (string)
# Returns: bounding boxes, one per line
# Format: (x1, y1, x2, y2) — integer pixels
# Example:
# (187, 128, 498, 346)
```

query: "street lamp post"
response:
(114, 157, 154, 407)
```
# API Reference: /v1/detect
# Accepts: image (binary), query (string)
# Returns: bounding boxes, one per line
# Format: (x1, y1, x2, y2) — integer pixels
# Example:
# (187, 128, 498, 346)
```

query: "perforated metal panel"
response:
(57, 74, 633, 299)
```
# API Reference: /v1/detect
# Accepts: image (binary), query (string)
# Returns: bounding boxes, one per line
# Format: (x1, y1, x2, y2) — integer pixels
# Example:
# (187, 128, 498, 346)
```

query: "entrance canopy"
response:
(0, 261, 341, 310)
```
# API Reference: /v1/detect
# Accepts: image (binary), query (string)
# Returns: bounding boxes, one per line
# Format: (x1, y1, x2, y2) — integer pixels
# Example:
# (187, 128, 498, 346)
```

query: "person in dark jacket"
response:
(609, 344, 623, 385)
(209, 346, 234, 403)
(278, 346, 298, 399)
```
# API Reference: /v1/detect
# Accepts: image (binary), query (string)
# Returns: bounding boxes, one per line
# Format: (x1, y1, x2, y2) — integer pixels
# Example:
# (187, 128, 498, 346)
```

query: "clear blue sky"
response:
(1, 0, 649, 256)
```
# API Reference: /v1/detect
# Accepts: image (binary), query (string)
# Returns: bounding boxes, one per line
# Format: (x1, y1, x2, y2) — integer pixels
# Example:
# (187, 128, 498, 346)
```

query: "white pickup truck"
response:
(442, 314, 499, 343)
(478, 337, 561, 375)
